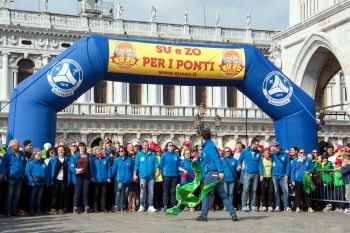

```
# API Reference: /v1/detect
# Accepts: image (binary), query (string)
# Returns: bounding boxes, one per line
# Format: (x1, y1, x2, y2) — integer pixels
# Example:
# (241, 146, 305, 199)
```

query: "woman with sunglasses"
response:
(291, 148, 315, 213)
(111, 146, 133, 212)
(160, 142, 180, 212)
(69, 142, 94, 214)
(220, 147, 238, 211)
(91, 146, 111, 213)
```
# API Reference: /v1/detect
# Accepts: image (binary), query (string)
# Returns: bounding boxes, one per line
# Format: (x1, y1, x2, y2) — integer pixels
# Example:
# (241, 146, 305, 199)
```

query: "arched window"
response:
(163, 85, 174, 105)
(195, 86, 207, 106)
(94, 80, 107, 103)
(130, 83, 141, 105)
(17, 59, 34, 84)
(227, 86, 237, 107)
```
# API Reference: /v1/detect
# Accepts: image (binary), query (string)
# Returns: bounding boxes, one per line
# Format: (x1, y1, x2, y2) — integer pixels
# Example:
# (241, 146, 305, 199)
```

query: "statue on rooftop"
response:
(151, 6, 157, 22)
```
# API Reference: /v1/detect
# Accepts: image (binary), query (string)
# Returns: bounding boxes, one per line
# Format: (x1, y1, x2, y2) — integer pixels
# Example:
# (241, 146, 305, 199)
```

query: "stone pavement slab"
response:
(0, 210, 349, 233)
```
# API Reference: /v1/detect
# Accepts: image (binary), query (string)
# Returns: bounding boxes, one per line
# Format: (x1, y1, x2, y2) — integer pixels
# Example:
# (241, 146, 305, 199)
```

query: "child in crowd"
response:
(333, 158, 346, 213)
(314, 154, 333, 212)
(179, 148, 195, 211)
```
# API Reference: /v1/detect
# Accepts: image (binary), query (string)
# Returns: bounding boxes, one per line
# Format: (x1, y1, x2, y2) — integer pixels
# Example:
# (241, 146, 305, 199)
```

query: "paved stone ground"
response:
(0, 210, 349, 233)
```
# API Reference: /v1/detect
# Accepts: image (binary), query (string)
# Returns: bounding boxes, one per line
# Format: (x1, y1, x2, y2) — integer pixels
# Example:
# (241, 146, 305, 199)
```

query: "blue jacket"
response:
(291, 157, 314, 182)
(25, 158, 49, 186)
(111, 156, 133, 183)
(179, 158, 194, 185)
(134, 150, 159, 179)
(341, 164, 350, 184)
(0, 156, 4, 183)
(3, 148, 27, 179)
(221, 156, 238, 182)
(160, 151, 180, 177)
(48, 155, 71, 185)
(200, 139, 223, 173)
(69, 152, 94, 184)
(237, 147, 263, 175)
(271, 150, 290, 177)
(91, 156, 111, 183)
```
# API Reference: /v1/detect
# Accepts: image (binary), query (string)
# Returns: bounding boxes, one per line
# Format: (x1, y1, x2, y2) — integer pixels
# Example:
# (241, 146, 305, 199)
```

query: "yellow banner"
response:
(107, 40, 245, 80)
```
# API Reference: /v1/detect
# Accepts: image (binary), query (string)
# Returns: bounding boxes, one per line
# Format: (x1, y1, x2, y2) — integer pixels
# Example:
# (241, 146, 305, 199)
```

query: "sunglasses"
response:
(71, 145, 77, 147)
(224, 151, 230, 153)
(168, 144, 173, 147)
(119, 150, 125, 152)
(312, 151, 318, 154)
(300, 152, 305, 154)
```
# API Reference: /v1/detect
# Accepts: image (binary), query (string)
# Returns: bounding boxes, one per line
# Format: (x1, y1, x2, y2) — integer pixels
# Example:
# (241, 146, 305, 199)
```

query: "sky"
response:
(15, 0, 289, 30)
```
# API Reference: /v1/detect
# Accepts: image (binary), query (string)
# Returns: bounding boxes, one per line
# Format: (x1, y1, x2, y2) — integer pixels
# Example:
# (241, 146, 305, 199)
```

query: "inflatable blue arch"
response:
(7, 35, 318, 153)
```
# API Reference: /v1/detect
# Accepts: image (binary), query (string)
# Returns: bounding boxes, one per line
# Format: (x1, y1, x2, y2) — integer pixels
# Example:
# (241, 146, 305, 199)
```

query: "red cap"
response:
(183, 141, 191, 147)
(150, 141, 157, 150)
(347, 148, 350, 153)
(334, 158, 342, 164)
(259, 144, 265, 150)
(155, 146, 161, 152)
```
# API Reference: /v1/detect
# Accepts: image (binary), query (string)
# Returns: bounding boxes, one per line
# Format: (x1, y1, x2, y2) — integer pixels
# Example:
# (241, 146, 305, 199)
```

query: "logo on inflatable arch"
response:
(218, 49, 245, 78)
(262, 71, 293, 106)
(110, 41, 140, 70)
(47, 59, 83, 97)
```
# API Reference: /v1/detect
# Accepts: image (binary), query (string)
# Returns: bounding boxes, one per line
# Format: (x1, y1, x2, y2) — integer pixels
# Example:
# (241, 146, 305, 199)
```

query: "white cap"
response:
(43, 143, 52, 150)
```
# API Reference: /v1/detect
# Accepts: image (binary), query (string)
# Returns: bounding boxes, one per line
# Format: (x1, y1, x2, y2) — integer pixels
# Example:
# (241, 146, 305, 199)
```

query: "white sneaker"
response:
(138, 205, 145, 212)
(258, 205, 263, 211)
(246, 205, 250, 211)
(274, 206, 280, 212)
(268, 206, 274, 212)
(343, 208, 350, 214)
(262, 206, 267, 212)
(147, 206, 157, 212)
(333, 208, 340, 213)
(323, 204, 332, 212)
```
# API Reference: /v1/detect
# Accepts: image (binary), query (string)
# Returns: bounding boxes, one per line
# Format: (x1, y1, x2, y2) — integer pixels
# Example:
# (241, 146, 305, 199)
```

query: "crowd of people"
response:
(0, 131, 350, 222)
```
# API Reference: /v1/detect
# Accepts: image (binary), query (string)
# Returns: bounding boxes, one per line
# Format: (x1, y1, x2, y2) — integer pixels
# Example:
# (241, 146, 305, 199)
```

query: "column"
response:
(333, 74, 342, 110)
(1, 134, 7, 145)
(301, 3, 305, 20)
(114, 82, 127, 104)
(142, 84, 148, 104)
(90, 87, 95, 103)
(224, 87, 228, 107)
(118, 134, 124, 146)
(192, 86, 196, 107)
(246, 96, 254, 108)
(1, 52, 9, 100)
(13, 70, 18, 88)
(152, 134, 159, 144)
(237, 90, 245, 108)
(213, 86, 225, 116)
(207, 86, 213, 107)
(181, 86, 192, 106)
(337, 137, 343, 146)
(106, 81, 113, 104)
(126, 83, 130, 104)
(148, 84, 161, 105)
(344, 74, 350, 105)
(217, 136, 223, 149)
(160, 85, 164, 105)
(326, 86, 333, 108)
(80, 133, 88, 144)
(175, 85, 181, 106)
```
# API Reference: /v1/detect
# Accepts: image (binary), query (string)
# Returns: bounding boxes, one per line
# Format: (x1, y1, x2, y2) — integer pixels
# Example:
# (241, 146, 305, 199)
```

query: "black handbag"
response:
(33, 176, 46, 182)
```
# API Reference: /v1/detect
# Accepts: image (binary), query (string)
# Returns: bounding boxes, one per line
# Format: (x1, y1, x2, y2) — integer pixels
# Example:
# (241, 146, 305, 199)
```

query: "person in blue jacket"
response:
(111, 146, 132, 212)
(0, 151, 5, 212)
(178, 148, 195, 211)
(291, 148, 314, 213)
(48, 145, 71, 215)
(69, 142, 94, 214)
(160, 141, 180, 211)
(221, 147, 238, 211)
(25, 148, 49, 216)
(194, 129, 238, 222)
(3, 139, 27, 217)
(91, 146, 111, 213)
(133, 140, 160, 212)
(237, 138, 263, 212)
(270, 141, 292, 212)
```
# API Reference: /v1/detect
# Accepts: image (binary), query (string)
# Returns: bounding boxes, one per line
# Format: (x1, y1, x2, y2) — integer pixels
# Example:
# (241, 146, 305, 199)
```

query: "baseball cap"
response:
(133, 141, 140, 146)
(106, 140, 112, 144)
(43, 143, 52, 150)
(273, 141, 280, 147)
(183, 141, 190, 147)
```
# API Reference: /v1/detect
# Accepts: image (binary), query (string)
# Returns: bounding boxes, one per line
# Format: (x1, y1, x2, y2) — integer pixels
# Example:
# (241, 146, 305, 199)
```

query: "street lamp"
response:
(193, 101, 222, 136)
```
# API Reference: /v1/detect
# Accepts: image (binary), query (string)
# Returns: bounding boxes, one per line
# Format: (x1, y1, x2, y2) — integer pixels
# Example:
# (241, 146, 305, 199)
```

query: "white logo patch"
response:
(47, 59, 83, 97)
(140, 157, 145, 162)
(262, 71, 293, 106)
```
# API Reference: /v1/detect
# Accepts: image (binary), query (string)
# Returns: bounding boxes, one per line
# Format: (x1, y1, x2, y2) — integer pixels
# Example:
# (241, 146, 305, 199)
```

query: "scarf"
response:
(297, 156, 305, 163)
(97, 154, 105, 162)
(321, 161, 327, 168)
